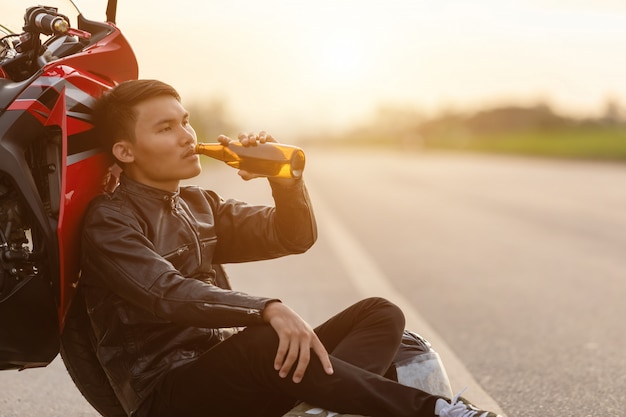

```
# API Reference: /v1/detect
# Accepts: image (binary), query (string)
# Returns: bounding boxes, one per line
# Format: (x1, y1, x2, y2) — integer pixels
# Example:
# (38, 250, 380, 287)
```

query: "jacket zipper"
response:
(169, 197, 203, 265)
(203, 303, 261, 316)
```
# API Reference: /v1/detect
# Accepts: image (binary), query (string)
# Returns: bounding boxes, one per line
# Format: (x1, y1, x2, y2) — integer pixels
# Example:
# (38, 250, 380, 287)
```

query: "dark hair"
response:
(92, 79, 181, 162)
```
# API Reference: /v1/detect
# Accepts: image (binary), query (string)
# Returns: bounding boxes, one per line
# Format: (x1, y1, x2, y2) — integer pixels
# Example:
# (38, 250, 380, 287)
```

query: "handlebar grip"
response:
(34, 13, 69, 35)
(25, 7, 69, 36)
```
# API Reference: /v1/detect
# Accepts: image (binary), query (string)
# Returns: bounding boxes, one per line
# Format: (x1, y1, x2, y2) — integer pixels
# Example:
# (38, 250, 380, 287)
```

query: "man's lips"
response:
(183, 147, 197, 159)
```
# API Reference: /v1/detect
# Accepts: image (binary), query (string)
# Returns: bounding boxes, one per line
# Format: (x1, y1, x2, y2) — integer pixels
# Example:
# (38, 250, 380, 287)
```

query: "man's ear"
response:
(112, 140, 135, 164)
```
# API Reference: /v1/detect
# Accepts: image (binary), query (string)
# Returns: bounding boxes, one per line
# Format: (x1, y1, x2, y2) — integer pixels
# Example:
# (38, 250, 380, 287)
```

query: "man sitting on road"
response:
(81, 78, 501, 417)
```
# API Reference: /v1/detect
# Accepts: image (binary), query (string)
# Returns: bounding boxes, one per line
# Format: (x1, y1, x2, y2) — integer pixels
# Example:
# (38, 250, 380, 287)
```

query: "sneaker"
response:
(435, 389, 502, 417)
(282, 401, 365, 417)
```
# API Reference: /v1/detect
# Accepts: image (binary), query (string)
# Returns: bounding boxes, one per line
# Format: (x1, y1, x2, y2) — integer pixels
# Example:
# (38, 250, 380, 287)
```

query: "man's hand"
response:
(262, 301, 334, 383)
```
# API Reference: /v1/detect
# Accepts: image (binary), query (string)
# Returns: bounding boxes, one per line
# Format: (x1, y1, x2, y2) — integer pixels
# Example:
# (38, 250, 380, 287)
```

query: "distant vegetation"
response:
(187, 99, 236, 143)
(302, 101, 626, 161)
(187, 97, 626, 161)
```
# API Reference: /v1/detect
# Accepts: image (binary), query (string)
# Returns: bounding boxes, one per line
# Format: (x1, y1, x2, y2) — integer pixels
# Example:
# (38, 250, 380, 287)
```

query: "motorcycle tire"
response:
(60, 285, 127, 417)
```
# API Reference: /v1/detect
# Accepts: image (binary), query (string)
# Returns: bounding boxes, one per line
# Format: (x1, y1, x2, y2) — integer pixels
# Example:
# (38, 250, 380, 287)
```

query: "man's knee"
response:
(361, 297, 406, 330)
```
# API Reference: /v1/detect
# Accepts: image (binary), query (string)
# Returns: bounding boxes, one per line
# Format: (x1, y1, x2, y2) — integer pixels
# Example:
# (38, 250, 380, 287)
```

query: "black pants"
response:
(143, 297, 439, 417)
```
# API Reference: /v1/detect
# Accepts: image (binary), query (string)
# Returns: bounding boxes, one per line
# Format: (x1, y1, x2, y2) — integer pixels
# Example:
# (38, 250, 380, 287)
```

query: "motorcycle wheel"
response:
(60, 286, 127, 417)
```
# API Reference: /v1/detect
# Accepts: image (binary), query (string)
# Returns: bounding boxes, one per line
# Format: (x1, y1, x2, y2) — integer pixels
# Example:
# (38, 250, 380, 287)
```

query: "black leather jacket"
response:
(80, 174, 317, 416)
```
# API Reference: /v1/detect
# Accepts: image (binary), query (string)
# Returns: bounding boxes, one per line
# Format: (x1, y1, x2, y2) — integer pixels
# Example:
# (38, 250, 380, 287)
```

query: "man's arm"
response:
(208, 176, 317, 264)
(209, 132, 317, 264)
(81, 202, 278, 329)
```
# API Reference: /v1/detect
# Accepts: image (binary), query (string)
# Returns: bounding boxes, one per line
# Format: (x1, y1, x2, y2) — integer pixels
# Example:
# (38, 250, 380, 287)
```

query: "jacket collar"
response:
(118, 173, 180, 206)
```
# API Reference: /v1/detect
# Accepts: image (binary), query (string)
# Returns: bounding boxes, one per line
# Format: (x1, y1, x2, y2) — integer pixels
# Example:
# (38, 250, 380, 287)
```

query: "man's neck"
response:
(122, 169, 180, 193)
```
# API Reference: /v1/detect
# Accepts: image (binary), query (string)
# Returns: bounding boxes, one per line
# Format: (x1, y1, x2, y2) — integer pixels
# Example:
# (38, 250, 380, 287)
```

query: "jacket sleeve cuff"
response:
(259, 298, 282, 322)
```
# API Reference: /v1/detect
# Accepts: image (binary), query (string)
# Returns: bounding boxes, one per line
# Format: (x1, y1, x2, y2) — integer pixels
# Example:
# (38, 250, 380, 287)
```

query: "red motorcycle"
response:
(0, 1, 136, 414)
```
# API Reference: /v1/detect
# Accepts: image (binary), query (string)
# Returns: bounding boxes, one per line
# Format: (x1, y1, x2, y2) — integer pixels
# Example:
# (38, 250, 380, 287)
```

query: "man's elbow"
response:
(283, 226, 317, 254)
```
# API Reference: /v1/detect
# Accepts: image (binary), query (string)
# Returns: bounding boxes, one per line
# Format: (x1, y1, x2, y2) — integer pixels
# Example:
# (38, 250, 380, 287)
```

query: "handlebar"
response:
(1, 5, 94, 81)
(24, 6, 70, 36)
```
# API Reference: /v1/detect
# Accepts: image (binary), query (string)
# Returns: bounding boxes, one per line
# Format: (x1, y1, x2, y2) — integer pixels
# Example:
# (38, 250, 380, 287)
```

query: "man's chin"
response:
(182, 165, 202, 180)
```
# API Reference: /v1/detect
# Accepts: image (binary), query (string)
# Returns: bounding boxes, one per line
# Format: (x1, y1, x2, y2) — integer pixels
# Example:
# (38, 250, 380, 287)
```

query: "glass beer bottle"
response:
(195, 141, 306, 179)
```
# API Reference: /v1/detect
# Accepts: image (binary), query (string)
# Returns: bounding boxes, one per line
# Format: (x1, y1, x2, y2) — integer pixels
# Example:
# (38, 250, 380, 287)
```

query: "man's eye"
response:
(159, 126, 172, 133)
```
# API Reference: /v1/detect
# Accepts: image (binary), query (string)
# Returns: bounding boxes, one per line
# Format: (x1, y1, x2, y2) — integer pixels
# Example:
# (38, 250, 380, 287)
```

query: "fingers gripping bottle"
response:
(195, 142, 306, 179)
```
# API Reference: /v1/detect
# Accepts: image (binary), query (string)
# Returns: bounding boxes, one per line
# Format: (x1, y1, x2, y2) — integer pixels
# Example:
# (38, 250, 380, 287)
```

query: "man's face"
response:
(117, 95, 202, 191)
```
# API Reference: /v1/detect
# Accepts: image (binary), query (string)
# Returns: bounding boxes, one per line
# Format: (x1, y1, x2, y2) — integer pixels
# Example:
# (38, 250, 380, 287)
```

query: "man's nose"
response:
(180, 125, 195, 143)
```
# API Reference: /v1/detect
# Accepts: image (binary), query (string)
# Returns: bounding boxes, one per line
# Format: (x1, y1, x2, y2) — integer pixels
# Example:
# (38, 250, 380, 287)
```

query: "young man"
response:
(82, 79, 501, 417)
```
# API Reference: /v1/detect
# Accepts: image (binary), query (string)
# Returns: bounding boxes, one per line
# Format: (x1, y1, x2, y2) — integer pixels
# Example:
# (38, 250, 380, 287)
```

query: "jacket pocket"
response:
(162, 244, 191, 270)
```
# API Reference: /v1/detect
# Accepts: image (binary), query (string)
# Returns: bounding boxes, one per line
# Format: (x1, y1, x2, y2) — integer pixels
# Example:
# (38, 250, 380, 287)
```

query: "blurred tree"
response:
(464, 104, 569, 134)
(327, 105, 425, 148)
(602, 97, 623, 125)
(186, 98, 235, 142)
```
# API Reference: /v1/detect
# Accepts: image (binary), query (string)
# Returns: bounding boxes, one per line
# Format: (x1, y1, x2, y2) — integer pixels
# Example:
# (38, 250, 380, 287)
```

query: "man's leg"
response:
(313, 297, 405, 375)
(145, 298, 439, 417)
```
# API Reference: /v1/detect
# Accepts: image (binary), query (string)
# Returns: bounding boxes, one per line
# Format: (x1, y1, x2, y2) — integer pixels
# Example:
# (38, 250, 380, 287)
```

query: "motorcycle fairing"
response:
(0, 20, 137, 369)
(0, 73, 106, 370)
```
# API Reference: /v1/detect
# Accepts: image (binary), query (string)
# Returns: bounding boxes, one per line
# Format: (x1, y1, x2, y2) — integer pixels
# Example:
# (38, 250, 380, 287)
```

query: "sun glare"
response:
(309, 30, 373, 87)
(115, 0, 626, 134)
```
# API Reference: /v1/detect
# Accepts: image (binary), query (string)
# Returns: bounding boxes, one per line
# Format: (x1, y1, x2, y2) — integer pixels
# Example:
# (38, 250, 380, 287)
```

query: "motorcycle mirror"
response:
(106, 0, 117, 24)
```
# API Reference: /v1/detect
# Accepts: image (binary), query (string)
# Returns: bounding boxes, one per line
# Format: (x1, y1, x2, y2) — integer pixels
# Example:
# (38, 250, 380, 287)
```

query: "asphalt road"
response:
(300, 149, 626, 417)
(1, 149, 624, 416)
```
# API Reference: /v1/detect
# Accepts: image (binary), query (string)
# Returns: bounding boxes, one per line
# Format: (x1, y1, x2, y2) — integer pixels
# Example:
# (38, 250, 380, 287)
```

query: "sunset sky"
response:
(50, 1, 626, 135)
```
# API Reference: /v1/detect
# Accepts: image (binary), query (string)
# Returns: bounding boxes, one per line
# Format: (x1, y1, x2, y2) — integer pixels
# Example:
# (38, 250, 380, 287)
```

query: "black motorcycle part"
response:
(0, 76, 73, 341)
(0, 149, 59, 370)
(0, 269, 58, 370)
